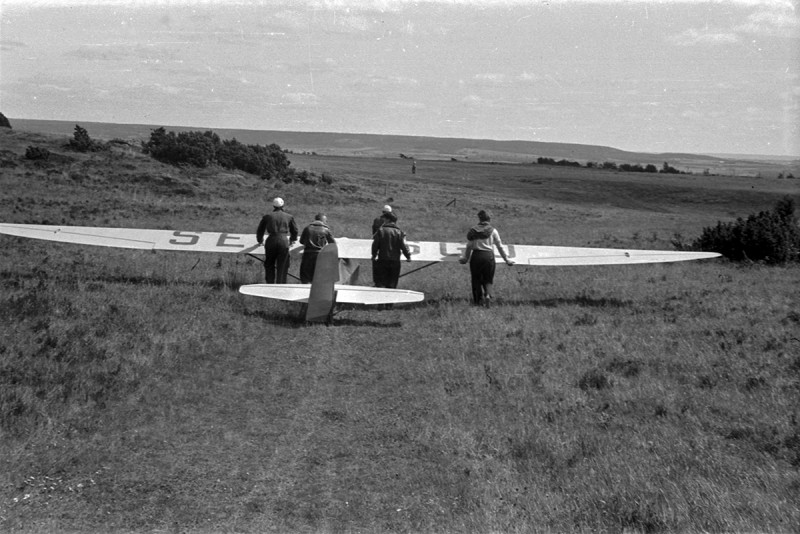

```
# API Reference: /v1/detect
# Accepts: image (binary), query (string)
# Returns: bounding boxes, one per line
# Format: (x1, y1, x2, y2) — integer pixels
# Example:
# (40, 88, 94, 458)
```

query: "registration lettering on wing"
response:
(167, 231, 261, 254)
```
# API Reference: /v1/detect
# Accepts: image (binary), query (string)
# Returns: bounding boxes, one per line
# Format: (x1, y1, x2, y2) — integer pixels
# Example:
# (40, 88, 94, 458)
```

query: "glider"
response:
(0, 223, 720, 265)
(0, 223, 720, 321)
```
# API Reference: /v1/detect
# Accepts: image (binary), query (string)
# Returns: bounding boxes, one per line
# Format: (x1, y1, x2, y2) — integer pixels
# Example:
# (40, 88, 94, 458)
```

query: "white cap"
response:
(273, 197, 284, 208)
(382, 204, 392, 213)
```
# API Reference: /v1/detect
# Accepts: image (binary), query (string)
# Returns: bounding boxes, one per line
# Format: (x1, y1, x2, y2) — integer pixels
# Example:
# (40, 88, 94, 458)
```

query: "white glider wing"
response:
(0, 223, 265, 254)
(476, 244, 721, 266)
(335, 237, 720, 265)
(0, 223, 720, 265)
(238, 284, 425, 305)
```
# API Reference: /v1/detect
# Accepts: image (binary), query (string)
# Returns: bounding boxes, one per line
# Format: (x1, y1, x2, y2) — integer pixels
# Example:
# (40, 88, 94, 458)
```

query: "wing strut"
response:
(399, 261, 439, 278)
(247, 252, 300, 281)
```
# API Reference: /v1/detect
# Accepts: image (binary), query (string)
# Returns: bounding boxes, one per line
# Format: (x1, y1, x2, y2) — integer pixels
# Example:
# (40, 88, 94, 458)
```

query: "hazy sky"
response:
(1, 0, 798, 156)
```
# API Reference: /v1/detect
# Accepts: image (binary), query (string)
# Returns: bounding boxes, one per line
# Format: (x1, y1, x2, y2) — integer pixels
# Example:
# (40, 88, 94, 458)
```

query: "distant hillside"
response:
(9, 118, 799, 177)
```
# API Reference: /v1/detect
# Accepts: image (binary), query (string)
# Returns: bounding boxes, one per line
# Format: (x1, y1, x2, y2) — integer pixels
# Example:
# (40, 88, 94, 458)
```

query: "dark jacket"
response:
(300, 221, 335, 252)
(257, 208, 299, 244)
(372, 222, 411, 261)
(372, 214, 392, 236)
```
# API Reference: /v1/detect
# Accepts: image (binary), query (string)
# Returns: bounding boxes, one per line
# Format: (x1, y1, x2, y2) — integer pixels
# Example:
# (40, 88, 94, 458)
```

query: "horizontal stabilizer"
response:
(239, 284, 424, 305)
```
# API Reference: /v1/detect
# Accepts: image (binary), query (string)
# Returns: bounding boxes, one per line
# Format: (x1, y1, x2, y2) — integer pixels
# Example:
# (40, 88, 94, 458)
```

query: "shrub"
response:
(142, 128, 218, 167)
(67, 124, 106, 152)
(0, 112, 11, 128)
(693, 197, 800, 263)
(142, 128, 291, 179)
(25, 145, 51, 160)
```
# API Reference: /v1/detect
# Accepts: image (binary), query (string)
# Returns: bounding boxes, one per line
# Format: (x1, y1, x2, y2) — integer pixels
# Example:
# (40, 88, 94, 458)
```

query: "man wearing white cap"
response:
(256, 197, 299, 284)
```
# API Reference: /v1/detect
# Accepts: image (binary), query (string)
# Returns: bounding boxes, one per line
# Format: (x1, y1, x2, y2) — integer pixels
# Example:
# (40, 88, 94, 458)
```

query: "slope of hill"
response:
(10, 118, 798, 177)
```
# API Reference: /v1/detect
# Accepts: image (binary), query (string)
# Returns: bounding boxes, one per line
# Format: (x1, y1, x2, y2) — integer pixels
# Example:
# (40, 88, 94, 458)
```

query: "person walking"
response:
(372, 204, 394, 286)
(371, 212, 412, 289)
(299, 213, 335, 283)
(459, 209, 514, 306)
(256, 197, 299, 284)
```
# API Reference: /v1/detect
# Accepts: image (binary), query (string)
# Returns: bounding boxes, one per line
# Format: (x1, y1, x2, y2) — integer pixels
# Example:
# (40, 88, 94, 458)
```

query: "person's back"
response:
(301, 219, 334, 251)
(371, 215, 411, 289)
(459, 209, 513, 305)
(299, 214, 335, 283)
(256, 197, 299, 284)
(466, 221, 503, 253)
(373, 222, 410, 261)
(258, 209, 297, 242)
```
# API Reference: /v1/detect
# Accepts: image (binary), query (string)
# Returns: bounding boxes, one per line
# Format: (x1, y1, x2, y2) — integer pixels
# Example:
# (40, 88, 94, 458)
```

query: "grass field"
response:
(1, 127, 799, 533)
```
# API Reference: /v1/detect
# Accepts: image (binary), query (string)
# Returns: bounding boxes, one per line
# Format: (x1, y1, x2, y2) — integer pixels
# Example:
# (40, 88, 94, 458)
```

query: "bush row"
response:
(539, 157, 683, 174)
(141, 127, 292, 180)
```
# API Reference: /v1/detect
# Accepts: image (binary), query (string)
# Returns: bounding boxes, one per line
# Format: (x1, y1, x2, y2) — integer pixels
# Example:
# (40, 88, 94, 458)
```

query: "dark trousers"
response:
(469, 250, 496, 304)
(299, 250, 319, 284)
(373, 259, 401, 288)
(264, 236, 290, 284)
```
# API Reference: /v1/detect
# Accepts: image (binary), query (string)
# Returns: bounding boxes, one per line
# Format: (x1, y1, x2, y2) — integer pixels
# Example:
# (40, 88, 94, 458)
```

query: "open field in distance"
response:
(1, 125, 799, 532)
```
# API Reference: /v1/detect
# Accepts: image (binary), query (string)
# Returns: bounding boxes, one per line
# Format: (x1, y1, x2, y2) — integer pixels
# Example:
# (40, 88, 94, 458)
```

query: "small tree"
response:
(660, 162, 680, 174)
(68, 124, 104, 152)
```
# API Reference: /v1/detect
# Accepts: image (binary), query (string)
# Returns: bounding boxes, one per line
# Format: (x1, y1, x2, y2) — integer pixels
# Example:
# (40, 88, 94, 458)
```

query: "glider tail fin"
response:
(305, 243, 340, 323)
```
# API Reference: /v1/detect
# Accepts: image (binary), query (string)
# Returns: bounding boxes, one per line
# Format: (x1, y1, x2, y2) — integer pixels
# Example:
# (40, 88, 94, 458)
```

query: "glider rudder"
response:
(305, 243, 340, 323)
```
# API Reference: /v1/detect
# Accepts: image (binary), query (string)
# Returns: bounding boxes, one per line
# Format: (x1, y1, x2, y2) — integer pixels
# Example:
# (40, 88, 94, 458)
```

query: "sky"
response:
(1, 0, 798, 157)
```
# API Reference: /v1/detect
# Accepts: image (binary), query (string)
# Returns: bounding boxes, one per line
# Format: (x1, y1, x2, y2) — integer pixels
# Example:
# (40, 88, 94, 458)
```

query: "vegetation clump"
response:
(67, 124, 107, 152)
(0, 112, 11, 128)
(620, 163, 658, 173)
(693, 196, 799, 264)
(537, 157, 582, 167)
(25, 145, 51, 161)
(142, 127, 296, 181)
(545, 157, 683, 174)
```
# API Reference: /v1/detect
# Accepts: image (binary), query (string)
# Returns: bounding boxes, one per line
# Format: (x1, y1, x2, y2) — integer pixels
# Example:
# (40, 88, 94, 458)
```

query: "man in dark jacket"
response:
(256, 197, 299, 284)
(371, 204, 394, 286)
(299, 213, 335, 283)
(371, 212, 412, 288)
